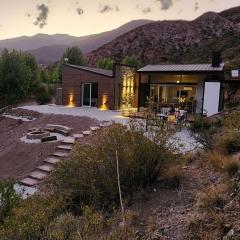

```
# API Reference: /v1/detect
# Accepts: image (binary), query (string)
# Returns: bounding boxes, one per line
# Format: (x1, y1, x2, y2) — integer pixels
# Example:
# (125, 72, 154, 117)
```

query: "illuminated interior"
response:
(120, 71, 136, 111)
(150, 85, 196, 104)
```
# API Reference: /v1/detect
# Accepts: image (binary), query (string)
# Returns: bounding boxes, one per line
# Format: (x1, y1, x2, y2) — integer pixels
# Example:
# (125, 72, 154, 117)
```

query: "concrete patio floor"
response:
(19, 105, 129, 124)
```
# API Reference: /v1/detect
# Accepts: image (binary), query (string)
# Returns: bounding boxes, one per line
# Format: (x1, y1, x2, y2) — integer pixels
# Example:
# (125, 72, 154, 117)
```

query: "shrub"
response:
(204, 151, 229, 171)
(44, 207, 138, 240)
(204, 151, 240, 176)
(225, 158, 240, 177)
(35, 85, 51, 105)
(225, 135, 240, 154)
(189, 116, 222, 149)
(162, 165, 183, 189)
(42, 213, 80, 240)
(196, 185, 226, 210)
(0, 195, 65, 240)
(187, 215, 205, 240)
(0, 180, 20, 221)
(47, 125, 175, 212)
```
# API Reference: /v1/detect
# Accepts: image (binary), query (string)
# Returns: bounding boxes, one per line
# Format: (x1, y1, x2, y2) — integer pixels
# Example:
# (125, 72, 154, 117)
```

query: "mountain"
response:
(219, 6, 240, 24)
(72, 19, 154, 54)
(87, 7, 240, 67)
(28, 45, 68, 65)
(0, 20, 153, 64)
(0, 34, 78, 52)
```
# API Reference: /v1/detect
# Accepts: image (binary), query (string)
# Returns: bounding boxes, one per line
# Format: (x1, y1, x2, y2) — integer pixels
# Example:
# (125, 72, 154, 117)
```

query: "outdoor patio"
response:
(20, 104, 129, 124)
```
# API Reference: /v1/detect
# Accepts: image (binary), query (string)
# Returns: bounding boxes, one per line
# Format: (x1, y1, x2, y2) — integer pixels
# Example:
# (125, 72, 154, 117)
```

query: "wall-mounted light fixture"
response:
(67, 93, 75, 108)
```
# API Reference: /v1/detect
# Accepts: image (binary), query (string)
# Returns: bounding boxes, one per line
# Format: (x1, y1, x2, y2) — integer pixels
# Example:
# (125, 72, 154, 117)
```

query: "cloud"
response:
(76, 8, 84, 15)
(34, 4, 49, 29)
(157, 0, 173, 10)
(194, 2, 199, 11)
(177, 9, 183, 15)
(98, 5, 120, 13)
(142, 7, 152, 14)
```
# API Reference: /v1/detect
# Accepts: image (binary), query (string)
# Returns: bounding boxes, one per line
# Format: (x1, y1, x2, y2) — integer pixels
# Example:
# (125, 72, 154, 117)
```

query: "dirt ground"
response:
(134, 158, 225, 240)
(0, 110, 97, 180)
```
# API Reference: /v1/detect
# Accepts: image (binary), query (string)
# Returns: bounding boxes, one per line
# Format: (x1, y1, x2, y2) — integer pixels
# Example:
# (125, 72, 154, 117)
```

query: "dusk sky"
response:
(0, 0, 240, 40)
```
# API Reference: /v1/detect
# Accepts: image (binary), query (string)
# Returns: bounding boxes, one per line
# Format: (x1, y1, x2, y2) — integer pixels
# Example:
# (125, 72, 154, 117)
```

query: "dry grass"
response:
(204, 151, 240, 176)
(214, 131, 240, 155)
(187, 211, 227, 240)
(196, 185, 226, 210)
(162, 164, 183, 189)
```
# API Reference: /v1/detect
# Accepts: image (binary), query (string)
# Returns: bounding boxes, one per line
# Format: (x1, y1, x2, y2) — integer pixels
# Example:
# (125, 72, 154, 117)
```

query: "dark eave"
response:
(64, 64, 114, 78)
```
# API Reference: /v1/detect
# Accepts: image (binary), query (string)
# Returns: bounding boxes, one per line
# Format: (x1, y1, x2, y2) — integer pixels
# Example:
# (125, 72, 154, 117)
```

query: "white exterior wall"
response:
(203, 82, 221, 116)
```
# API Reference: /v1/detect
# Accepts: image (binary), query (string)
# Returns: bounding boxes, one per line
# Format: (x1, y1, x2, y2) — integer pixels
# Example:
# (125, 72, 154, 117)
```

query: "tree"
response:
(97, 57, 113, 70)
(62, 46, 85, 66)
(0, 49, 40, 107)
(122, 56, 140, 69)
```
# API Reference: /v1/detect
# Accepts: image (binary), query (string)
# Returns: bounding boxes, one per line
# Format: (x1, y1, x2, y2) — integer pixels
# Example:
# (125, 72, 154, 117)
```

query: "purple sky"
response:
(0, 0, 239, 40)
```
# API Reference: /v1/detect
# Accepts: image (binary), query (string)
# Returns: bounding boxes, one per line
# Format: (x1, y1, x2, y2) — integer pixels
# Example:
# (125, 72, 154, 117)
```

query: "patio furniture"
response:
(145, 114, 166, 131)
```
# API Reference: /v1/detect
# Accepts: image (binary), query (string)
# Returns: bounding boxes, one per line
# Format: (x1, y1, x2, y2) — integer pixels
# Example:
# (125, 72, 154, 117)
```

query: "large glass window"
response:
(150, 85, 196, 104)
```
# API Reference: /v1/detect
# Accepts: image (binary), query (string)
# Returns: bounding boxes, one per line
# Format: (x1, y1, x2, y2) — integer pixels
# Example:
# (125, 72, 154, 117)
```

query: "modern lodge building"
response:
(57, 54, 238, 117)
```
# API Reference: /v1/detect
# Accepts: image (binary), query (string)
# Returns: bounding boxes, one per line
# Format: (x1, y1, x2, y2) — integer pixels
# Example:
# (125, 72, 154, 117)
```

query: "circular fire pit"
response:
(27, 129, 50, 140)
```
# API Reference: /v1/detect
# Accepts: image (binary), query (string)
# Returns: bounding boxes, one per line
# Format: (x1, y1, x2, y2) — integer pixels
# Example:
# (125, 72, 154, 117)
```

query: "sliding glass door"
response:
(82, 83, 98, 107)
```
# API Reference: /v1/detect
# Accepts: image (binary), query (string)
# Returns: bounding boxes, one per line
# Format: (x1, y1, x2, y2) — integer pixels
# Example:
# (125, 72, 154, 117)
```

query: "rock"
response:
(226, 229, 234, 237)
(223, 229, 234, 240)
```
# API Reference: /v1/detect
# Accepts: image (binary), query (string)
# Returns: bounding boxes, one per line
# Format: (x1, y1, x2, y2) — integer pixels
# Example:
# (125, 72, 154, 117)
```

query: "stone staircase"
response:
(19, 123, 110, 187)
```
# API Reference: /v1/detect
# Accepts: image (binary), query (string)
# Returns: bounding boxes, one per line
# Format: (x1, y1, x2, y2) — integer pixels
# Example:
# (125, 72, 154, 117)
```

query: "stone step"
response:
(57, 145, 73, 151)
(61, 138, 75, 145)
(82, 130, 92, 136)
(73, 133, 84, 139)
(44, 157, 61, 165)
(37, 164, 54, 173)
(53, 151, 69, 158)
(90, 126, 100, 131)
(45, 124, 73, 136)
(45, 124, 73, 132)
(99, 122, 112, 128)
(19, 177, 39, 187)
(29, 171, 48, 181)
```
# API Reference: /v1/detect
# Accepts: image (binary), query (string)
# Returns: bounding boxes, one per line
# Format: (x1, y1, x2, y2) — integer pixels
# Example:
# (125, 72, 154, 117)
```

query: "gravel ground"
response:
(0, 110, 97, 180)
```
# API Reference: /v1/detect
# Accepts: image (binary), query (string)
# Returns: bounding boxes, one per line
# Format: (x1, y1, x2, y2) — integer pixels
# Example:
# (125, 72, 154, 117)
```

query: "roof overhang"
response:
(137, 63, 225, 74)
(64, 64, 114, 78)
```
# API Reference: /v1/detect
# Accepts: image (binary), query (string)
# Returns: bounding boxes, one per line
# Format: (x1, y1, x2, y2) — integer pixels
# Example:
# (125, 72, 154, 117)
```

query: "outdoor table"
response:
(156, 113, 168, 120)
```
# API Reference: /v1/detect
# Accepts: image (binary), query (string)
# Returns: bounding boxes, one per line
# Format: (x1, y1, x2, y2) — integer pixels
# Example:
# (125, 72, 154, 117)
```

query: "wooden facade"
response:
(62, 65, 115, 109)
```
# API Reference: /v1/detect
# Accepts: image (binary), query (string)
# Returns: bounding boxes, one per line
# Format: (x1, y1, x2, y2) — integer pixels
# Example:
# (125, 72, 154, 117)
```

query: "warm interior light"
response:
(67, 93, 75, 107)
(177, 80, 180, 84)
(100, 95, 108, 110)
(120, 71, 136, 112)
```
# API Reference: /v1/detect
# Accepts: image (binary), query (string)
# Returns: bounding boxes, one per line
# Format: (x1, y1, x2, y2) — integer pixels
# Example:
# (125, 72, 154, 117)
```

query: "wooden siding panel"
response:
(62, 66, 115, 109)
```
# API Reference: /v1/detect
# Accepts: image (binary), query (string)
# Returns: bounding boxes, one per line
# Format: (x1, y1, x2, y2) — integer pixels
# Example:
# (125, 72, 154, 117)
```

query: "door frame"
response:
(82, 83, 92, 107)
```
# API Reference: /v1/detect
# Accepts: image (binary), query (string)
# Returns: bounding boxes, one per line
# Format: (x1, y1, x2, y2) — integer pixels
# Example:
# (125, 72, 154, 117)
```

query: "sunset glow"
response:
(0, 0, 239, 40)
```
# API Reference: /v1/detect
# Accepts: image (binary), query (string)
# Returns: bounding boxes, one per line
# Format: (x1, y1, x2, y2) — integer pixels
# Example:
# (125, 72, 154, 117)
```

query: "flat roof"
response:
(138, 63, 225, 73)
(65, 64, 113, 77)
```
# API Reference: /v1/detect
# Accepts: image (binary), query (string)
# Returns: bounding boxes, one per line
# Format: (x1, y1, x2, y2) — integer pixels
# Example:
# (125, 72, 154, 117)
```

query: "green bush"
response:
(35, 85, 51, 105)
(0, 195, 65, 240)
(0, 181, 20, 222)
(43, 213, 80, 240)
(47, 125, 175, 212)
(189, 116, 222, 149)
(215, 131, 240, 155)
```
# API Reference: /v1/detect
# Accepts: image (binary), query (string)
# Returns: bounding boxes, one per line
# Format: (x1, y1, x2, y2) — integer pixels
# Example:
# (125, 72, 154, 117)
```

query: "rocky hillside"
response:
(0, 20, 153, 65)
(87, 7, 240, 67)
